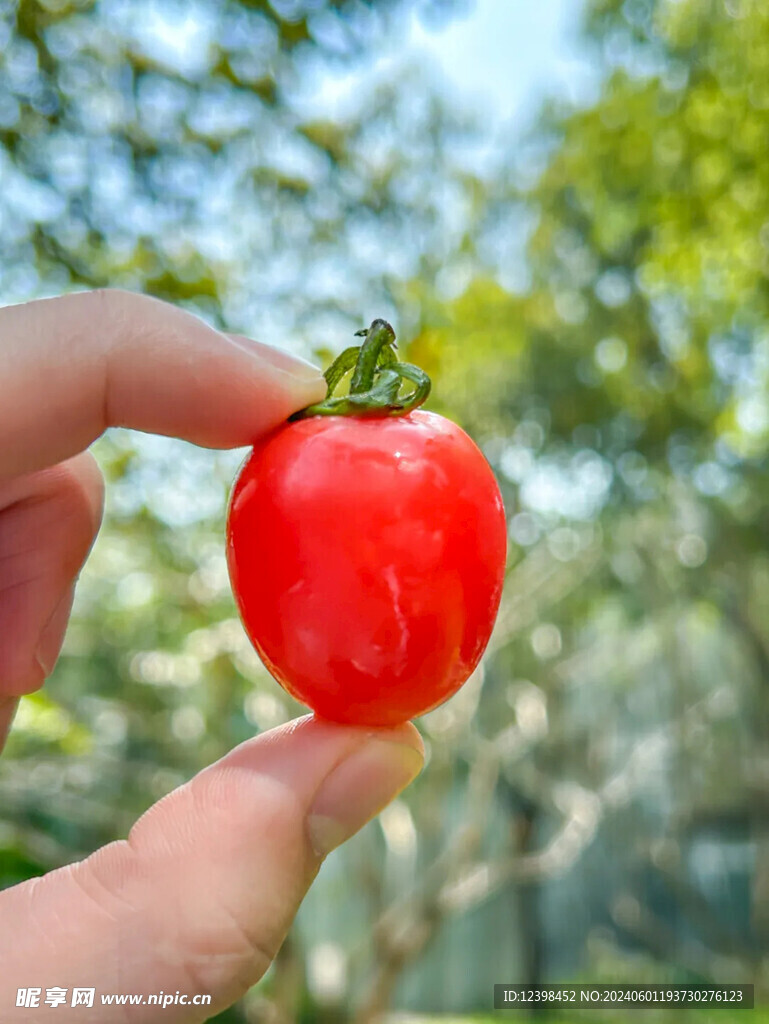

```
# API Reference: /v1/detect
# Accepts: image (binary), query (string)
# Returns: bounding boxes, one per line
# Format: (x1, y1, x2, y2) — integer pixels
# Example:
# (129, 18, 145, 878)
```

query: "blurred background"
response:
(3, 0, 769, 1020)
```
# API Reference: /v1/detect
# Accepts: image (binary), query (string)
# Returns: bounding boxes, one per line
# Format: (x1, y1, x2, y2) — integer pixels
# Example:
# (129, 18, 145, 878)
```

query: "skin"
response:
(0, 290, 424, 1022)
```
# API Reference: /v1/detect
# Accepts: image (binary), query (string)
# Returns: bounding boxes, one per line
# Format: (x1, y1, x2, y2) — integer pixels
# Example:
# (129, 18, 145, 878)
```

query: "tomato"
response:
(226, 409, 507, 726)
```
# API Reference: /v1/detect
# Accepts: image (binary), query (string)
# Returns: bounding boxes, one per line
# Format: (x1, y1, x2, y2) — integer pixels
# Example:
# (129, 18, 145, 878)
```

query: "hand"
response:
(0, 291, 424, 1021)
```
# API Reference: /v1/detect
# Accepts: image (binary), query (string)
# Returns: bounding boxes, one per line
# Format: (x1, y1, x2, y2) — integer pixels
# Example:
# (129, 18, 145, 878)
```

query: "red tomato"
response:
(227, 410, 506, 726)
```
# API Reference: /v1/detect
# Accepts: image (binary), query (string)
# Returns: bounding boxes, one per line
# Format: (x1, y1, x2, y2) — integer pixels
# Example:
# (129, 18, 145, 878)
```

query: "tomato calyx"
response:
(290, 318, 432, 420)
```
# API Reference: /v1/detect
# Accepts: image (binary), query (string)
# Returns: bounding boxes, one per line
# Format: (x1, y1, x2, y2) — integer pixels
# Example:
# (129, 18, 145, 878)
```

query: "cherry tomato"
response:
(227, 410, 506, 726)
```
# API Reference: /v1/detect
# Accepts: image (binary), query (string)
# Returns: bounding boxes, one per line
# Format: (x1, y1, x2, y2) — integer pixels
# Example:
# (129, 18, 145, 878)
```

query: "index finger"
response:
(0, 290, 326, 478)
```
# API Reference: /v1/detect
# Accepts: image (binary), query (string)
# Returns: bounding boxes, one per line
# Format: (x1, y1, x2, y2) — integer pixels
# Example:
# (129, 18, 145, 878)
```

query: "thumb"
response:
(0, 716, 423, 1022)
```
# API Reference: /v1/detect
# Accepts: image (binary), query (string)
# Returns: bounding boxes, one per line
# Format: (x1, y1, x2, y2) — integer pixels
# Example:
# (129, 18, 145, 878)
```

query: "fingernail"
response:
(307, 737, 424, 858)
(227, 334, 325, 384)
(34, 588, 75, 678)
(0, 696, 19, 755)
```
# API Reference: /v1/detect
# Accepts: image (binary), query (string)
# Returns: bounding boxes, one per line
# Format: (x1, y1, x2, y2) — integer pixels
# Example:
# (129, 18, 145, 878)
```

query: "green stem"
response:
(349, 319, 396, 395)
(290, 318, 431, 421)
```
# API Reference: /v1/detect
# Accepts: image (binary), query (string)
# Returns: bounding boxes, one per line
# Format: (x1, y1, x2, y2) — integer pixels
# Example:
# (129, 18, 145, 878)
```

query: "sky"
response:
(406, 0, 594, 126)
(116, 0, 595, 135)
(306, 0, 595, 132)
(123, 0, 596, 149)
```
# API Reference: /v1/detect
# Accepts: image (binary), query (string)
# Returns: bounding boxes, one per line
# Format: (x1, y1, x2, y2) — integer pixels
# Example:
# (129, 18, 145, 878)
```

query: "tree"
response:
(0, 0, 467, 338)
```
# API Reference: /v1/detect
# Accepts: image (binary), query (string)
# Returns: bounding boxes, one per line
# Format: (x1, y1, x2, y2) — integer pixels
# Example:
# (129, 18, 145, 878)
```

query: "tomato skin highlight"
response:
(226, 410, 507, 727)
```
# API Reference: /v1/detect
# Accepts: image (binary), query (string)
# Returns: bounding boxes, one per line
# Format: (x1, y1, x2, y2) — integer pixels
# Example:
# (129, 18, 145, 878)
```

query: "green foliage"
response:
(5, 0, 769, 1020)
(0, 0, 470, 335)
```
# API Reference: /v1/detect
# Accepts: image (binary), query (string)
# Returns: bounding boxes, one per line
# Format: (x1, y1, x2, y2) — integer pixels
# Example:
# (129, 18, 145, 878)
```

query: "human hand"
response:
(0, 291, 424, 1021)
